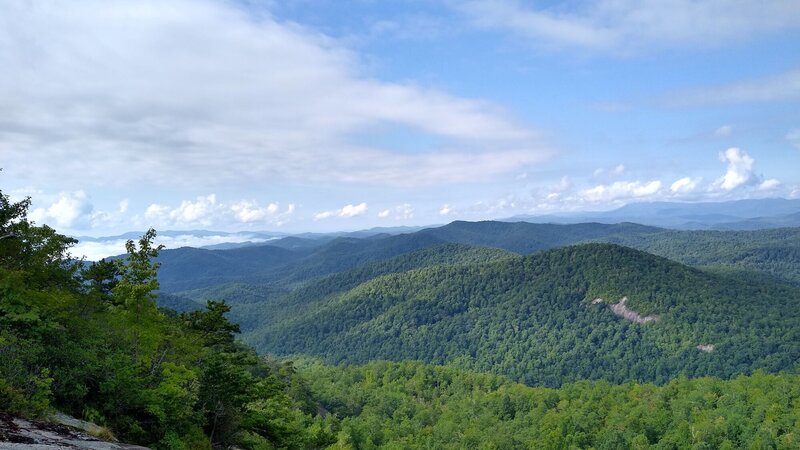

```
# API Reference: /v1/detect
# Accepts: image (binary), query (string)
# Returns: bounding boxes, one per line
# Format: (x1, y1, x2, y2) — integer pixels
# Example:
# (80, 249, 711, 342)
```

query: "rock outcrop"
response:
(607, 297, 659, 324)
(0, 412, 150, 449)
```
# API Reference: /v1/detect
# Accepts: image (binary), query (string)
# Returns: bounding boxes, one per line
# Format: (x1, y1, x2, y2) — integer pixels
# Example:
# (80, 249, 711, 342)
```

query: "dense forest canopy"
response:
(246, 243, 800, 386)
(3, 188, 800, 449)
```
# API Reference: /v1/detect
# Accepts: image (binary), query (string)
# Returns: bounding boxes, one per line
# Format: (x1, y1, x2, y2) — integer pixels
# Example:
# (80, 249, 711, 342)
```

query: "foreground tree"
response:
(0, 187, 335, 449)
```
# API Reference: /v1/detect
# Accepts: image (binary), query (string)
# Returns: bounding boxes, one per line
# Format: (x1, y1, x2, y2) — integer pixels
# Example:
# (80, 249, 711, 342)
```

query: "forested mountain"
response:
(224, 243, 515, 333)
(153, 221, 800, 363)
(5, 187, 800, 449)
(152, 221, 666, 295)
(247, 243, 800, 386)
(154, 221, 800, 302)
(603, 227, 800, 285)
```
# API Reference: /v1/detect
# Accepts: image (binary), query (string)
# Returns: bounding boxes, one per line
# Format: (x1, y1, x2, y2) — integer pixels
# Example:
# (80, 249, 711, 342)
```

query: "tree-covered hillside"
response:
(301, 359, 800, 449)
(603, 227, 800, 285)
(248, 244, 800, 386)
(190, 243, 515, 332)
(0, 191, 334, 449)
(5, 188, 800, 449)
(155, 221, 800, 318)
(153, 221, 666, 294)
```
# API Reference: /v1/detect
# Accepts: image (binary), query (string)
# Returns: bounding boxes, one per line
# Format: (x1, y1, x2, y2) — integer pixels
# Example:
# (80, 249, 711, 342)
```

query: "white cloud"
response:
(394, 203, 414, 220)
(669, 69, 800, 106)
(554, 176, 573, 192)
(592, 165, 624, 177)
(713, 148, 755, 191)
(579, 180, 662, 203)
(144, 194, 292, 228)
(378, 209, 391, 218)
(457, 0, 800, 52)
(788, 129, 800, 150)
(314, 202, 368, 220)
(759, 178, 781, 191)
(29, 190, 95, 229)
(119, 199, 129, 213)
(0, 0, 547, 191)
(168, 194, 219, 225)
(670, 177, 701, 194)
(439, 204, 452, 215)
(341, 203, 368, 218)
(714, 125, 733, 137)
(231, 200, 276, 223)
(313, 211, 336, 221)
(144, 204, 171, 221)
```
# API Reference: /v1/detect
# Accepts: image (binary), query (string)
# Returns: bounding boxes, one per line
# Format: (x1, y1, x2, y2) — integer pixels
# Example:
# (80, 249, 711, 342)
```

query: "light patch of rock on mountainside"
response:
(606, 297, 659, 324)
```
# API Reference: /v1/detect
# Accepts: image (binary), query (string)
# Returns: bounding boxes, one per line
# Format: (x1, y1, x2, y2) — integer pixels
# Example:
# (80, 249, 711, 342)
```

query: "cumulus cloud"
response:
(439, 204, 452, 215)
(394, 204, 415, 220)
(29, 190, 95, 229)
(712, 148, 756, 191)
(231, 201, 277, 223)
(759, 179, 781, 191)
(579, 180, 662, 203)
(670, 177, 701, 194)
(341, 203, 369, 218)
(143, 194, 293, 228)
(457, 0, 800, 52)
(375, 204, 414, 220)
(314, 203, 368, 220)
(118, 199, 129, 214)
(0, 0, 547, 191)
(554, 176, 573, 192)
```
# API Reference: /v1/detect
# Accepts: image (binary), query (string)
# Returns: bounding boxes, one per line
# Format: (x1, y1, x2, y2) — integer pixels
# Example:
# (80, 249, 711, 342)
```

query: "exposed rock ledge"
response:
(0, 412, 150, 449)
(596, 297, 659, 324)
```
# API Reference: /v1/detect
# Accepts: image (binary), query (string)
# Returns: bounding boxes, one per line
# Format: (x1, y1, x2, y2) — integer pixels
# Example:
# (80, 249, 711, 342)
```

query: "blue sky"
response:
(2, 0, 800, 246)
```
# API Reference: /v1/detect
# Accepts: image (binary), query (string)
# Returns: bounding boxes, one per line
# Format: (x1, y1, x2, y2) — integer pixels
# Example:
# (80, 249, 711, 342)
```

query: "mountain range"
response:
(141, 217, 800, 389)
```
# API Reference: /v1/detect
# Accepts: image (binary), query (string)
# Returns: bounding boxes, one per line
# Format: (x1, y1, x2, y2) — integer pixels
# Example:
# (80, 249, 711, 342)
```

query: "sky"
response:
(3, 0, 800, 247)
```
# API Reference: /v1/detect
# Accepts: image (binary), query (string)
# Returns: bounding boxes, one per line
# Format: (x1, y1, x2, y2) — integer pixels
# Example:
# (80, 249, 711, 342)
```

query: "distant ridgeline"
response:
(152, 220, 800, 387)
(5, 183, 800, 449)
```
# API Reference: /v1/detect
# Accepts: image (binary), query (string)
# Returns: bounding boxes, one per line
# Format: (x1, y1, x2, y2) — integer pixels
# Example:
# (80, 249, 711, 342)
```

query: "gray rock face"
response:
(0, 412, 150, 450)
(607, 297, 659, 324)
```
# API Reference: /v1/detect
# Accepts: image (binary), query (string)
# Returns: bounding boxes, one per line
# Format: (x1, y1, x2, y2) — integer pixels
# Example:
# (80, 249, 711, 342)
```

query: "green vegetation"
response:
(4, 188, 800, 449)
(248, 243, 800, 386)
(0, 190, 333, 449)
(603, 228, 800, 285)
(302, 359, 800, 449)
(153, 221, 666, 295)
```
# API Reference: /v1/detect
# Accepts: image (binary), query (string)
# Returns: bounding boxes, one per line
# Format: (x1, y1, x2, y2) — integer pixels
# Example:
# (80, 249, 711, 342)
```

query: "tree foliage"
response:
(0, 188, 333, 449)
(300, 359, 800, 450)
(248, 244, 800, 387)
